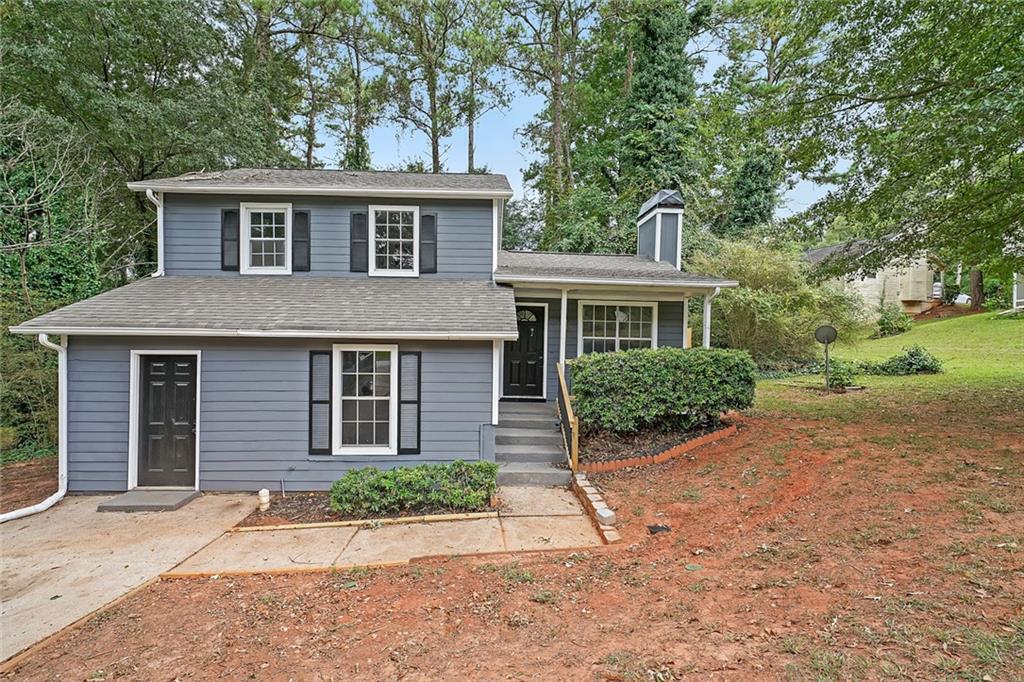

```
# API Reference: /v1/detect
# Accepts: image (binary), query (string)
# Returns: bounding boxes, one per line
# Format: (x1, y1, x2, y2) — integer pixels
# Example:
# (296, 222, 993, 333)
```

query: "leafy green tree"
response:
(457, 0, 513, 172)
(376, 0, 468, 173)
(502, 197, 542, 251)
(781, 0, 1024, 277)
(715, 145, 782, 237)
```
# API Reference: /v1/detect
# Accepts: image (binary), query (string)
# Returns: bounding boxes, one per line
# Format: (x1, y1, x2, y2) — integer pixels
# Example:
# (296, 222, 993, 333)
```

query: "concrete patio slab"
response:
(97, 489, 200, 512)
(498, 486, 584, 517)
(0, 493, 254, 660)
(173, 526, 358, 575)
(500, 515, 601, 551)
(337, 518, 505, 565)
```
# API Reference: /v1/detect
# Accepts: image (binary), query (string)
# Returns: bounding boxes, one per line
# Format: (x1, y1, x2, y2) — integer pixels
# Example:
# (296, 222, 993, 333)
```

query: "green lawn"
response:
(755, 311, 1024, 422)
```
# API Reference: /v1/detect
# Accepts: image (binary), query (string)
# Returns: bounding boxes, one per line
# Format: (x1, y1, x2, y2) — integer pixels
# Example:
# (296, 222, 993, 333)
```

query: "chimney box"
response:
(637, 189, 683, 270)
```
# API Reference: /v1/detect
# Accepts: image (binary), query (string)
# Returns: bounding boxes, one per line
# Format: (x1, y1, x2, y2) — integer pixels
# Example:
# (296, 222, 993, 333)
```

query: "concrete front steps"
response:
(495, 401, 572, 486)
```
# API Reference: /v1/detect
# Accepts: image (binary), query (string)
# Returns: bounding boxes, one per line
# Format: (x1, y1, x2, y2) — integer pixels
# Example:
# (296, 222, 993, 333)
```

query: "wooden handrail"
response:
(556, 362, 579, 472)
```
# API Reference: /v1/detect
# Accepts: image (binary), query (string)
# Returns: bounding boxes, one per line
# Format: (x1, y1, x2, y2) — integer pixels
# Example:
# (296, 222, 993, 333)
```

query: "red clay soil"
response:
(914, 303, 982, 321)
(0, 456, 57, 513)
(5, 401, 1023, 680)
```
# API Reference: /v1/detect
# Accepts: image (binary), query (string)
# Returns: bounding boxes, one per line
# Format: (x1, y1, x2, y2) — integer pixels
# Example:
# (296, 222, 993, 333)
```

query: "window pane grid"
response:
(581, 304, 654, 354)
(247, 209, 286, 268)
(373, 209, 416, 271)
(340, 350, 391, 447)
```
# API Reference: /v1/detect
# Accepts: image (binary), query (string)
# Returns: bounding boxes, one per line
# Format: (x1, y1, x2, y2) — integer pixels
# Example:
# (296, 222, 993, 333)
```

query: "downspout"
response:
(0, 334, 68, 523)
(146, 189, 164, 277)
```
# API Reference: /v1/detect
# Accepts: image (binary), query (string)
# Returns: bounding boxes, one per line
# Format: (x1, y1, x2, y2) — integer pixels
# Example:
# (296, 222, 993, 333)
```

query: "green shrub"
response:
(858, 346, 943, 375)
(570, 347, 756, 433)
(328, 460, 498, 518)
(825, 360, 858, 389)
(872, 302, 913, 338)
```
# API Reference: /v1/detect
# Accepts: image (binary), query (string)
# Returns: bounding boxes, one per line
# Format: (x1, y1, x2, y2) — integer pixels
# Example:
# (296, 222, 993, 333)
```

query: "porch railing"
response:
(555, 362, 579, 472)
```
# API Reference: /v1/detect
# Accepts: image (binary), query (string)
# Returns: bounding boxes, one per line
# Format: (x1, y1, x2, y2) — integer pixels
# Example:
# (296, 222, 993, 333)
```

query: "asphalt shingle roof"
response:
(10, 277, 518, 338)
(495, 251, 737, 287)
(128, 168, 512, 196)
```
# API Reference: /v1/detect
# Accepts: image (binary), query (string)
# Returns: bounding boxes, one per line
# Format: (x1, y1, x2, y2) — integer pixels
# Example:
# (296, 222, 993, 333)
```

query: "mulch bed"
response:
(236, 492, 495, 528)
(579, 423, 724, 464)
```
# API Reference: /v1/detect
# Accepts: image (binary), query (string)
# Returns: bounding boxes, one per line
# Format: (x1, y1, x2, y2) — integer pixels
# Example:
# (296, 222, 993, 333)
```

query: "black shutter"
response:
(398, 351, 421, 454)
(350, 210, 368, 272)
(293, 210, 311, 272)
(221, 209, 239, 271)
(309, 351, 332, 454)
(420, 212, 437, 274)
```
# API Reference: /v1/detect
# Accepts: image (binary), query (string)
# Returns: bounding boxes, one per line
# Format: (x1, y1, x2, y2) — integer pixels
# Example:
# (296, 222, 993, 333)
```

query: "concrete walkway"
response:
(0, 494, 254, 660)
(169, 487, 600, 576)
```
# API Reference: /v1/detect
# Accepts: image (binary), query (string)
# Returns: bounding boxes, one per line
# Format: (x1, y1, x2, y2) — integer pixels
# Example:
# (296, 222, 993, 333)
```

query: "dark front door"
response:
(138, 355, 197, 487)
(504, 306, 545, 397)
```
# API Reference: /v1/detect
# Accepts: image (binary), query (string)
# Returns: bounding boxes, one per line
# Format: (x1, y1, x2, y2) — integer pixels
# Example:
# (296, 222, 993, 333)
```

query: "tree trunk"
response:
(428, 67, 440, 173)
(969, 268, 984, 311)
(466, 71, 476, 172)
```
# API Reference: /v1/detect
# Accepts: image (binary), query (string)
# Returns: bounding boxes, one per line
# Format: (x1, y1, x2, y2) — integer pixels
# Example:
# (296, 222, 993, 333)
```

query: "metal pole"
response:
(824, 342, 830, 390)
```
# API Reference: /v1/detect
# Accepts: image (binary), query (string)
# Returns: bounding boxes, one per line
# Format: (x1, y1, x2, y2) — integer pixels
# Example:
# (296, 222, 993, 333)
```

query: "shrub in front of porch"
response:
(329, 460, 498, 518)
(571, 347, 756, 433)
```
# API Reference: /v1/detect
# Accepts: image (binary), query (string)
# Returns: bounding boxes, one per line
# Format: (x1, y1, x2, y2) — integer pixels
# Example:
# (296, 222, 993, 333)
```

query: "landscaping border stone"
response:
(578, 423, 738, 474)
(570, 472, 621, 544)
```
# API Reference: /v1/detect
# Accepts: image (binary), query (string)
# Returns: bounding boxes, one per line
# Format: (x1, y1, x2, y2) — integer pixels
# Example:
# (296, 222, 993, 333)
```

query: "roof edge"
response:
(8, 326, 517, 340)
(126, 182, 513, 199)
(493, 274, 739, 288)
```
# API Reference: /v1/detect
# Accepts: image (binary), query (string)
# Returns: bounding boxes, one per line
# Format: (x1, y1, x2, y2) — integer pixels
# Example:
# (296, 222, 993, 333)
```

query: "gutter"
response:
(494, 274, 739, 288)
(145, 190, 164, 277)
(7, 326, 519, 341)
(126, 183, 513, 200)
(0, 334, 68, 523)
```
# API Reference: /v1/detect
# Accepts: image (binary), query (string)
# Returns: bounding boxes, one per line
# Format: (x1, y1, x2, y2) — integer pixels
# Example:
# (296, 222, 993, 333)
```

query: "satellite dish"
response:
(815, 325, 837, 345)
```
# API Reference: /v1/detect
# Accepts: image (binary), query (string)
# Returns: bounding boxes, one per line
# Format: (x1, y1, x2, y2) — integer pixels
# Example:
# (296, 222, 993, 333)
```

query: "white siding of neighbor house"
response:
(66, 336, 494, 492)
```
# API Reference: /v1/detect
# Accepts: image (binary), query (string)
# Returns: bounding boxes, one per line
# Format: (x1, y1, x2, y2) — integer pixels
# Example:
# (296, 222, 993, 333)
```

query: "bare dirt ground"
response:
(0, 456, 57, 513)
(4, 385, 1023, 680)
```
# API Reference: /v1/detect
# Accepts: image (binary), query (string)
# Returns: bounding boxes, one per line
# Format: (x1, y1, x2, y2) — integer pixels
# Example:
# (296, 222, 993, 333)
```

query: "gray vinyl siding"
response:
(163, 194, 493, 278)
(513, 298, 685, 400)
(66, 336, 494, 492)
(659, 213, 679, 267)
(637, 216, 656, 260)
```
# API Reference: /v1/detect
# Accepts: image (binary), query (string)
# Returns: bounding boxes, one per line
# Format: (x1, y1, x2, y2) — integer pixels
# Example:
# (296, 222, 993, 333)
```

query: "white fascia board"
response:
(8, 326, 518, 341)
(494, 274, 739, 288)
(126, 183, 513, 200)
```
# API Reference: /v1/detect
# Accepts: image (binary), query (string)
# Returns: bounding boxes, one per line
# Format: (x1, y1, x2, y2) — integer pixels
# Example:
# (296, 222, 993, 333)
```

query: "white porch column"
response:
(682, 297, 690, 349)
(559, 288, 568, 365)
(491, 340, 500, 425)
(702, 287, 720, 349)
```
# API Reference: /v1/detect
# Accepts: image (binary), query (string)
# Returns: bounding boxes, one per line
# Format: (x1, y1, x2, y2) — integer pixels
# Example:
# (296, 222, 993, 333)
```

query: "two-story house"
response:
(10, 169, 736, 499)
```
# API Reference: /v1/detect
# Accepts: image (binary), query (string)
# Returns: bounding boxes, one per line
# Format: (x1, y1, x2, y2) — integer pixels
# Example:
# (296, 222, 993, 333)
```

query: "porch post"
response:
(491, 340, 500, 425)
(702, 287, 720, 349)
(682, 297, 690, 348)
(559, 288, 568, 365)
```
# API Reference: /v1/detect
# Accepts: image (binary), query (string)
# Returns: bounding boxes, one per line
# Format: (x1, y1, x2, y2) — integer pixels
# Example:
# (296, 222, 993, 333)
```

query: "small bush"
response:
(329, 460, 498, 518)
(872, 302, 913, 338)
(825, 360, 858, 389)
(859, 346, 943, 375)
(570, 347, 756, 433)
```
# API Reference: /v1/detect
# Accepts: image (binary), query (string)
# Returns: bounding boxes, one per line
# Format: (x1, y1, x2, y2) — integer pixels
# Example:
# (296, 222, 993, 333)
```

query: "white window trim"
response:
(499, 302, 549, 400)
(368, 205, 420, 277)
(240, 202, 292, 275)
(576, 300, 659, 356)
(331, 343, 399, 455)
(127, 350, 201, 491)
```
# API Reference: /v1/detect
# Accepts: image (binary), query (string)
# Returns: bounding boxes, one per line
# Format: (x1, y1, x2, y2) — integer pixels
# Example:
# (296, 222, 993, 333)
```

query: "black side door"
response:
(138, 355, 197, 487)
(503, 306, 545, 397)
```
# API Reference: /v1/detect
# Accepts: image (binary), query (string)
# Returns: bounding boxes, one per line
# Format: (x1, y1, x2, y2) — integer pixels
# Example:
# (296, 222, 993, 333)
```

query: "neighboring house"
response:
(10, 172, 735, 492)
(1014, 273, 1024, 311)
(804, 242, 939, 316)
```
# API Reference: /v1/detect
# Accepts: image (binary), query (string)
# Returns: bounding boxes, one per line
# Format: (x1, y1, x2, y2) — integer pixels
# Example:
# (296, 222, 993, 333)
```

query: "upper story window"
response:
(579, 302, 657, 354)
(369, 205, 419, 277)
(240, 202, 291, 275)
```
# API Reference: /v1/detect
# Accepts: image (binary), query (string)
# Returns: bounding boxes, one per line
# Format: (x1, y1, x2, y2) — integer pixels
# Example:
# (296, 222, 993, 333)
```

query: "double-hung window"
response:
(331, 344, 398, 454)
(240, 203, 291, 274)
(578, 302, 657, 354)
(369, 205, 418, 276)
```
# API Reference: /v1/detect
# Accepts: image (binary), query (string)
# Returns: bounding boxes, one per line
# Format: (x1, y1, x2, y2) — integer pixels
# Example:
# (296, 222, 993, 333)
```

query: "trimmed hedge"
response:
(329, 460, 498, 518)
(570, 347, 756, 433)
